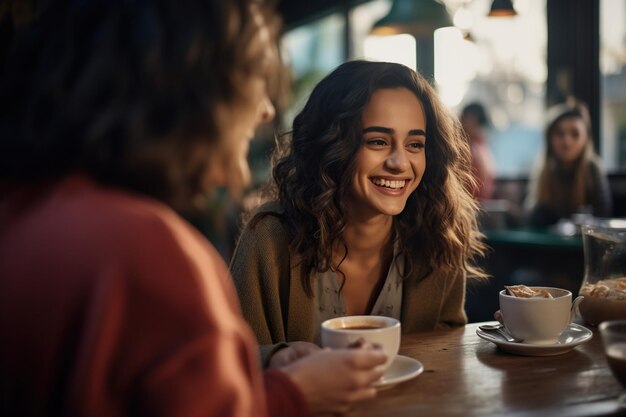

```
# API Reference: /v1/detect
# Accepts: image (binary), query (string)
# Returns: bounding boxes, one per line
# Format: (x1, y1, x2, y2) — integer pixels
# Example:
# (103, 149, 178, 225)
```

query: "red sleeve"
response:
(263, 369, 311, 417)
(65, 203, 269, 417)
(137, 335, 265, 417)
(125, 219, 269, 417)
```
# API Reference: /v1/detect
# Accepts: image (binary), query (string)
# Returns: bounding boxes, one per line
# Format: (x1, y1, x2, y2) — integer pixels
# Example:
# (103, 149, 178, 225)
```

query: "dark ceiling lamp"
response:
(370, 0, 452, 37)
(488, 0, 517, 17)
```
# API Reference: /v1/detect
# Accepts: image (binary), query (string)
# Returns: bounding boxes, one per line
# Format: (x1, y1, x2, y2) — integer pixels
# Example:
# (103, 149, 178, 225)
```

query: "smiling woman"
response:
(230, 60, 488, 367)
(352, 88, 427, 217)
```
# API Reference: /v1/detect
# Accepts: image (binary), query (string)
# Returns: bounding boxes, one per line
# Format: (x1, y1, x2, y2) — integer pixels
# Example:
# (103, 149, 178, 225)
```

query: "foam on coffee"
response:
(328, 319, 387, 330)
(505, 285, 553, 299)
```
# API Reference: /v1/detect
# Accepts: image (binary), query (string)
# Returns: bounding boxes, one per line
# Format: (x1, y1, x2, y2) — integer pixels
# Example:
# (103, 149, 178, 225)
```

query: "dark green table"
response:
(484, 228, 583, 250)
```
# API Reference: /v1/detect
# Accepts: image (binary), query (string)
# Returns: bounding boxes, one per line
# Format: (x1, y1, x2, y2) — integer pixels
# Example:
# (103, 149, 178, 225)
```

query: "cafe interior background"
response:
(251, 0, 626, 323)
(273, 0, 626, 323)
(3, 0, 625, 322)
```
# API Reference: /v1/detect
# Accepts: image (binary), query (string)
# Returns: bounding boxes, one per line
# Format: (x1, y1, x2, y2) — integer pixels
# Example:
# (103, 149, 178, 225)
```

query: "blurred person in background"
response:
(460, 102, 496, 201)
(0, 1, 386, 416)
(230, 60, 487, 368)
(524, 100, 612, 228)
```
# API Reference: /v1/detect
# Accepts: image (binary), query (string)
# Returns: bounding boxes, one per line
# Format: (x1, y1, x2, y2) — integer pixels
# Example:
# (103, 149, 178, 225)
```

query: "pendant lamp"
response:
(370, 0, 452, 36)
(488, 0, 517, 17)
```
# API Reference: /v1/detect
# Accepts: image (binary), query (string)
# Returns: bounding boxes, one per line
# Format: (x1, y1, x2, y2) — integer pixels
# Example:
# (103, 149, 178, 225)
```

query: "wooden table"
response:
(349, 322, 626, 417)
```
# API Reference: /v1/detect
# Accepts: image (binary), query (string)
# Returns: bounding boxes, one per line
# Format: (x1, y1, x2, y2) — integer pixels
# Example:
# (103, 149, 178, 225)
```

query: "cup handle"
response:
(569, 296, 584, 322)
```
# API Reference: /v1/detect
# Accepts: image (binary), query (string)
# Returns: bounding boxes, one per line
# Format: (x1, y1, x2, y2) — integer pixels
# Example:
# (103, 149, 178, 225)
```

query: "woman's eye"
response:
(407, 142, 425, 150)
(366, 139, 387, 146)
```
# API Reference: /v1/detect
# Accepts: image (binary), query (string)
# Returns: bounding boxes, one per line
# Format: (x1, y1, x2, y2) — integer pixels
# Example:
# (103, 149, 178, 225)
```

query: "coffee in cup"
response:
(599, 320, 626, 390)
(499, 286, 582, 344)
(320, 315, 400, 369)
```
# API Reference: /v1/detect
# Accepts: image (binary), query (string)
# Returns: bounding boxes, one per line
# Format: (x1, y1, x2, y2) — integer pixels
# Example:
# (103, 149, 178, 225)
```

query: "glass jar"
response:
(579, 221, 626, 325)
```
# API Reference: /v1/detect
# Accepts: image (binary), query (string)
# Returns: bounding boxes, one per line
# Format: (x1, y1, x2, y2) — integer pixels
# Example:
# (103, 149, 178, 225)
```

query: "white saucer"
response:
(374, 355, 424, 390)
(476, 323, 593, 356)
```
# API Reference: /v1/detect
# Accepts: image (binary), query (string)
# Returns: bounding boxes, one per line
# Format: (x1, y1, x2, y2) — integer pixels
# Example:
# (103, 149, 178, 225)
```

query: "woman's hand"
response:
(268, 341, 321, 368)
(281, 347, 387, 415)
(494, 310, 503, 323)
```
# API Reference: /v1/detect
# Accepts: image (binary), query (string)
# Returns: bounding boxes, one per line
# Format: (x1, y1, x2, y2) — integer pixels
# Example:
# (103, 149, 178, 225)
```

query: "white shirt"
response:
(312, 242, 404, 343)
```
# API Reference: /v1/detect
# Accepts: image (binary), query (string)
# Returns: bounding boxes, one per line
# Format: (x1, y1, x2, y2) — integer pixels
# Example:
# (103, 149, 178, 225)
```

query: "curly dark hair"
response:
(255, 60, 486, 295)
(0, 0, 284, 210)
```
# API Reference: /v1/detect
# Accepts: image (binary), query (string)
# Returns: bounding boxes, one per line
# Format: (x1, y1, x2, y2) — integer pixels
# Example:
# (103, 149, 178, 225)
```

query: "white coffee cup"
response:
(499, 286, 582, 344)
(320, 315, 400, 369)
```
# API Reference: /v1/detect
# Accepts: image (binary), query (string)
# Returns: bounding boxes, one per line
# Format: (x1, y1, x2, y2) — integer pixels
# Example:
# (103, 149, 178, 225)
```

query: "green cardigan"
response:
(230, 203, 468, 365)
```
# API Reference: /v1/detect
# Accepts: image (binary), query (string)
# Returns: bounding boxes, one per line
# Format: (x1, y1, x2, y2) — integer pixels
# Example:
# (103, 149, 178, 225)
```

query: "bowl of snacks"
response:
(578, 223, 626, 325)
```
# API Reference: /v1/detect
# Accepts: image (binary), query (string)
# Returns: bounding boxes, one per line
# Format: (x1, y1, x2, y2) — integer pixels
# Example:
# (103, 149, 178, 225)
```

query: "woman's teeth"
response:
(371, 178, 406, 189)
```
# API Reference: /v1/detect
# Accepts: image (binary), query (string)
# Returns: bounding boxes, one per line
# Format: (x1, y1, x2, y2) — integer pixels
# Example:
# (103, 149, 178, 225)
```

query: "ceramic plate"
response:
(374, 355, 424, 390)
(476, 323, 593, 356)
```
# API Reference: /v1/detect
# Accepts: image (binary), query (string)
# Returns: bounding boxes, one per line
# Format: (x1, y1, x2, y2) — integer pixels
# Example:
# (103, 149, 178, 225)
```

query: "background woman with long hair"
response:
(524, 100, 612, 228)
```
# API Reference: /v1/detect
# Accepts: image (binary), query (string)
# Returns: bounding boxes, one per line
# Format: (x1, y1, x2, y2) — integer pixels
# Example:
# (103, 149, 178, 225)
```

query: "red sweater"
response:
(0, 175, 308, 417)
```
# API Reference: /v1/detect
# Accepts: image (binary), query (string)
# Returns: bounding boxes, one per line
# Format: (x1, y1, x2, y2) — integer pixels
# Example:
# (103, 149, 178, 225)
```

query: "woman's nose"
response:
(258, 96, 275, 123)
(385, 147, 410, 172)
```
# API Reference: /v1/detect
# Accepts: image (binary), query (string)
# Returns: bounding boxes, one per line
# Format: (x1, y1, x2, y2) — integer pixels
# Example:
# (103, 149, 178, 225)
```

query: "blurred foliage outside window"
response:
(281, 13, 346, 132)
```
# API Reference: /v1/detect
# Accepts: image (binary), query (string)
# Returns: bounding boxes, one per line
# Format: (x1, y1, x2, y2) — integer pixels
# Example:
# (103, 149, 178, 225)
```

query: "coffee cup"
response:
(599, 320, 626, 389)
(320, 315, 400, 369)
(499, 286, 583, 344)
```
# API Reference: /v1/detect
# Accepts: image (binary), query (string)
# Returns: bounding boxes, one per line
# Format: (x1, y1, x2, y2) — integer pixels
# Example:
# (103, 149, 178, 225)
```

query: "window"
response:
(351, 0, 547, 178)
(600, 0, 626, 171)
(281, 13, 346, 129)
(439, 0, 547, 178)
(280, 0, 547, 179)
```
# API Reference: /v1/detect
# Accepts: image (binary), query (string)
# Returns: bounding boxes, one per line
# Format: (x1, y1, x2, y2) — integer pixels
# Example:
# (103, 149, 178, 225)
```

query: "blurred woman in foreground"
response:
(0, 1, 385, 416)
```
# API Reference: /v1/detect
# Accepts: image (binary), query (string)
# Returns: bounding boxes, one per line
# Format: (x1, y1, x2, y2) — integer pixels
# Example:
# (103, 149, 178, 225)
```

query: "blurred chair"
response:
(478, 199, 520, 230)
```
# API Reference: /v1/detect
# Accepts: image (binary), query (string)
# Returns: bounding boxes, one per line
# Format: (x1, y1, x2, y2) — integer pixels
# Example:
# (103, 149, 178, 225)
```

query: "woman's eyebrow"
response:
(362, 126, 426, 137)
(408, 129, 426, 136)
(363, 126, 393, 134)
